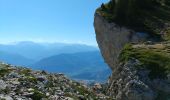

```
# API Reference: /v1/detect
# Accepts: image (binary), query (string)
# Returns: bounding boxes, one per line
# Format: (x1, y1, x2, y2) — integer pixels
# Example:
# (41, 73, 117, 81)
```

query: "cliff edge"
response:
(94, 0, 170, 100)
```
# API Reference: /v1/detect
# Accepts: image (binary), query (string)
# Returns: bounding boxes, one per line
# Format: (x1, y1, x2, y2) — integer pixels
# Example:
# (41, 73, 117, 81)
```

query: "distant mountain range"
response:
(0, 50, 35, 66)
(0, 41, 98, 60)
(0, 41, 111, 82)
(31, 51, 111, 82)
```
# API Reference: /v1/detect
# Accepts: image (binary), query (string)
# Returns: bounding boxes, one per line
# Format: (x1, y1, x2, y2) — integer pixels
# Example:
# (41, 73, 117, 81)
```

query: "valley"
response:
(0, 42, 111, 82)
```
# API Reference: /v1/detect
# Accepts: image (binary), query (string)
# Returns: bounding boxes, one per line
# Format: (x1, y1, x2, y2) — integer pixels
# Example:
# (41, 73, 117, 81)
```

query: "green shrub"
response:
(2, 87, 10, 94)
(26, 76, 37, 83)
(76, 86, 90, 95)
(45, 81, 54, 88)
(30, 90, 46, 100)
(19, 69, 31, 76)
(0, 68, 10, 77)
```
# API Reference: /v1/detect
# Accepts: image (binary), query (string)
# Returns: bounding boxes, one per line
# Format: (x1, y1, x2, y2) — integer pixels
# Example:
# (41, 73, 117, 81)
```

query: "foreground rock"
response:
(0, 63, 111, 100)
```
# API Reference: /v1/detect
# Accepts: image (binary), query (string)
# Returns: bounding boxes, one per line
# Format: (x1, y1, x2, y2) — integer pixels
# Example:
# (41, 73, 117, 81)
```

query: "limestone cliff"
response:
(94, 1, 170, 100)
(94, 12, 154, 100)
(94, 13, 149, 70)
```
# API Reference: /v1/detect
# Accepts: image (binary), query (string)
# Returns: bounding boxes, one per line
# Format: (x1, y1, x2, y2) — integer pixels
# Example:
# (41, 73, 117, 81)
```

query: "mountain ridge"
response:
(0, 41, 98, 60)
(31, 51, 111, 82)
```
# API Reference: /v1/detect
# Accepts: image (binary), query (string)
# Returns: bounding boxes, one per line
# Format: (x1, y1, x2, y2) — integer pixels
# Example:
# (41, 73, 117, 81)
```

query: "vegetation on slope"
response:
(119, 44, 170, 79)
(97, 0, 170, 35)
(0, 64, 11, 77)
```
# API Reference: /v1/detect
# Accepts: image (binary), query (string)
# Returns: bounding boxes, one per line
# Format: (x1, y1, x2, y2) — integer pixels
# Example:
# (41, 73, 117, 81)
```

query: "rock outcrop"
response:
(94, 13, 148, 70)
(94, 11, 170, 100)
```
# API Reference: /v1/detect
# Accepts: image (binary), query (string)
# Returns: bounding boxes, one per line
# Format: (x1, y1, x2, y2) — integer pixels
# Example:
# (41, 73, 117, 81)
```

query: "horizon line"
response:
(0, 40, 98, 47)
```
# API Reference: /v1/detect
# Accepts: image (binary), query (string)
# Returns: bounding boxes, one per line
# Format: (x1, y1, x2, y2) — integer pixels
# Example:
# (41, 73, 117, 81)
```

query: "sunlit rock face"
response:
(94, 13, 148, 70)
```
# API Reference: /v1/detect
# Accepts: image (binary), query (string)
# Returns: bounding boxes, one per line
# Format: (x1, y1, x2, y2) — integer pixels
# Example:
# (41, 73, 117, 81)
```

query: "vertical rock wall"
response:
(94, 13, 157, 100)
(94, 13, 140, 70)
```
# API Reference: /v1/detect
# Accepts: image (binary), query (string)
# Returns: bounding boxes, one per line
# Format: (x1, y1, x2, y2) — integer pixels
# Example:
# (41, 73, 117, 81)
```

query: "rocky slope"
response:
(0, 62, 111, 100)
(94, 0, 170, 100)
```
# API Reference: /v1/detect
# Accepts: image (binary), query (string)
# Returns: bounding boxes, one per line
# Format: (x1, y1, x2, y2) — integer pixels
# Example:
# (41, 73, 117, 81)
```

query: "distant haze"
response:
(0, 41, 111, 82)
(0, 41, 98, 60)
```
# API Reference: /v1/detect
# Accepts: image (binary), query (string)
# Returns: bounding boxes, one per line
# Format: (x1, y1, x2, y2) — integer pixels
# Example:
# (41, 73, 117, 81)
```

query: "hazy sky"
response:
(0, 0, 109, 45)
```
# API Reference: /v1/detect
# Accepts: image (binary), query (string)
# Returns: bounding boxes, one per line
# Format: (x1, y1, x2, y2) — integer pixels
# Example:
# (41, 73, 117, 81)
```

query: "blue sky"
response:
(0, 0, 109, 45)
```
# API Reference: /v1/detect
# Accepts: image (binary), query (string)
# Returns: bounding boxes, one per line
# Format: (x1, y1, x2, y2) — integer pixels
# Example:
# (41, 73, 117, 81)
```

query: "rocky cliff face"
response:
(94, 12, 170, 100)
(94, 13, 148, 70)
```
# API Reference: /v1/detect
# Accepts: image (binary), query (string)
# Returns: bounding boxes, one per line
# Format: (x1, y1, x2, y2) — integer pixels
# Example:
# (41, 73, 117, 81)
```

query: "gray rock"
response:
(49, 95, 59, 100)
(36, 75, 47, 82)
(0, 94, 13, 100)
(66, 97, 74, 100)
(8, 72, 20, 78)
(0, 80, 7, 90)
(124, 80, 155, 100)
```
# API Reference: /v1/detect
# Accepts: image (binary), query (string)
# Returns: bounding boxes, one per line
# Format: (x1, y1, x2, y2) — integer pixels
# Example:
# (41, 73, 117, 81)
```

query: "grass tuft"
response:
(120, 44, 170, 79)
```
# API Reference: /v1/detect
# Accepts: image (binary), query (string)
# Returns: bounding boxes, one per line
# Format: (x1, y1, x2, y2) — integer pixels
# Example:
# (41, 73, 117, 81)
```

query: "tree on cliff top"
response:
(112, 0, 168, 25)
(99, 0, 170, 34)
